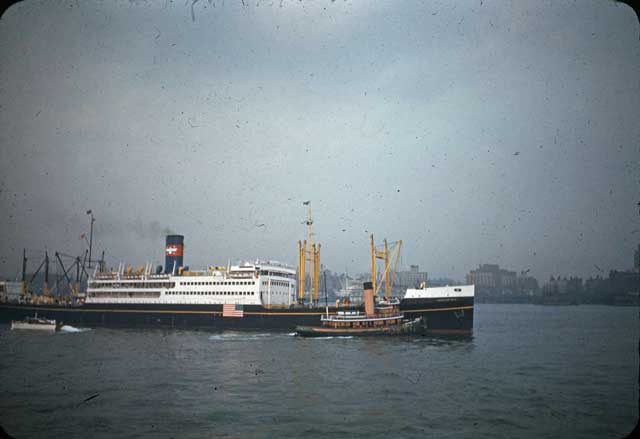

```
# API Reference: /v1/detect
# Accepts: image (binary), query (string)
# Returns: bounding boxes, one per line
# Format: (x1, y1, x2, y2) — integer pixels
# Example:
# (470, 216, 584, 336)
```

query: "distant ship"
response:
(334, 274, 364, 299)
(0, 235, 474, 335)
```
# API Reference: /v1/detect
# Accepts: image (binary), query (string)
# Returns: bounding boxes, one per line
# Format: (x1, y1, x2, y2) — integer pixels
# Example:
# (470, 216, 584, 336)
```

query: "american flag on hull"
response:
(222, 303, 244, 318)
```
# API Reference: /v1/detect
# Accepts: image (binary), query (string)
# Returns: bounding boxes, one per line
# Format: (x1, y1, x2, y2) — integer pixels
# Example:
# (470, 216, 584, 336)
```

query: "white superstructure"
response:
(404, 284, 475, 299)
(86, 260, 296, 307)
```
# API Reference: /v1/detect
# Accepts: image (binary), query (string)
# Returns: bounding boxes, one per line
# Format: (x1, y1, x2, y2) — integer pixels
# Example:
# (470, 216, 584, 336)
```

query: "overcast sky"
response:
(0, 0, 638, 282)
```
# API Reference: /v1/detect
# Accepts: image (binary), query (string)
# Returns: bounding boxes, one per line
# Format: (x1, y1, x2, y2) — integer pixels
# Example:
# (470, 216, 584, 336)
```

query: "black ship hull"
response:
(0, 296, 473, 334)
(295, 324, 427, 337)
(401, 296, 474, 334)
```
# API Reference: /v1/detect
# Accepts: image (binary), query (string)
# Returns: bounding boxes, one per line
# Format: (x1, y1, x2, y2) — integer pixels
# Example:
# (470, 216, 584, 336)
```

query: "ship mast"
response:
(298, 202, 321, 305)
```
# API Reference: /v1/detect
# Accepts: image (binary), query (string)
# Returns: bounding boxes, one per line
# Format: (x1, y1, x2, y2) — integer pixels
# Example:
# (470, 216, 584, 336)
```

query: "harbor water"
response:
(0, 304, 637, 438)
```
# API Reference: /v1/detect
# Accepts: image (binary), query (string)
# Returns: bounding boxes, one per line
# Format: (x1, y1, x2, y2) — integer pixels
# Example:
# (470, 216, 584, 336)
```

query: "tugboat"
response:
(296, 282, 426, 337)
(11, 313, 61, 332)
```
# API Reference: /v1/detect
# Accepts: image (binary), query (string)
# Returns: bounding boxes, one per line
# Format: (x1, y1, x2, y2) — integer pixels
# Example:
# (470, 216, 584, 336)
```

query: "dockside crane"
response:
(20, 249, 52, 299)
(54, 251, 89, 298)
(15, 214, 99, 302)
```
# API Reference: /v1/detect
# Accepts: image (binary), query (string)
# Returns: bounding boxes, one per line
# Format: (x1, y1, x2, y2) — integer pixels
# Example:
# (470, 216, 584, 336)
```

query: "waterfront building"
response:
(466, 264, 517, 291)
(517, 274, 540, 297)
(396, 265, 428, 289)
(465, 264, 541, 302)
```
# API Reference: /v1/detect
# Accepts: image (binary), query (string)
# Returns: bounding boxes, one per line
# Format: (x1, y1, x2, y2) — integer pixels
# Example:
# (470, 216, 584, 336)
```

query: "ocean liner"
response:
(0, 233, 474, 334)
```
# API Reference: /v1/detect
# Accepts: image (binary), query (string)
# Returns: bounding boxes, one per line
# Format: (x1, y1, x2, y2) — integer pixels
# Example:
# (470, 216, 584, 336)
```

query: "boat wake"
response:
(208, 332, 273, 341)
(59, 325, 91, 333)
(310, 336, 354, 340)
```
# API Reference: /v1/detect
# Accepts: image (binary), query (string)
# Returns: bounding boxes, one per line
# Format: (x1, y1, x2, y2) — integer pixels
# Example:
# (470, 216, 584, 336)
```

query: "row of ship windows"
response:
(163, 291, 290, 296)
(181, 281, 256, 286)
(88, 292, 160, 297)
(263, 281, 291, 287)
(260, 271, 295, 278)
(89, 283, 176, 289)
(166, 291, 256, 296)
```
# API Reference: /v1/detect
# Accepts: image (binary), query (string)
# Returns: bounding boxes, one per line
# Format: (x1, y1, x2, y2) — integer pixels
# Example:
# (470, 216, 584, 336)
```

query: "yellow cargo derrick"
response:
(297, 203, 321, 305)
(370, 234, 402, 298)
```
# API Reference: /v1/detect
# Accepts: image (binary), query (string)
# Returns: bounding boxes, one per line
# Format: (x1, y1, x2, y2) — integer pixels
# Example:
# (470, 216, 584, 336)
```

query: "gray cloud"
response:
(0, 0, 638, 282)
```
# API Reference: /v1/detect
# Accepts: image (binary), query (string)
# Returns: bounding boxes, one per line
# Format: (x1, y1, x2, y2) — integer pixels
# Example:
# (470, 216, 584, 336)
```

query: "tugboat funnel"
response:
(363, 281, 375, 317)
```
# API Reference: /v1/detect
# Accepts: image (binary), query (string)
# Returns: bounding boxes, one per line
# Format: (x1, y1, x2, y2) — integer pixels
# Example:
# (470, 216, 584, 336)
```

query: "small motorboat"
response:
(11, 313, 61, 331)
